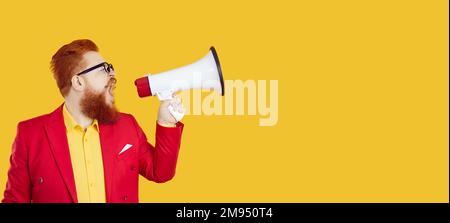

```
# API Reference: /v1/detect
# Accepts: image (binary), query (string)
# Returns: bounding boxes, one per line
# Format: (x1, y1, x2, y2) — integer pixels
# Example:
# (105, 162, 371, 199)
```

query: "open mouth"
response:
(106, 78, 117, 97)
(109, 86, 115, 96)
(106, 84, 115, 97)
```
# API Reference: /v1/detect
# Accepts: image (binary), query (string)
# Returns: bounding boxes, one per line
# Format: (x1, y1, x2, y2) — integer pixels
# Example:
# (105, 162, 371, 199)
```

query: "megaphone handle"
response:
(156, 90, 174, 101)
(156, 90, 185, 122)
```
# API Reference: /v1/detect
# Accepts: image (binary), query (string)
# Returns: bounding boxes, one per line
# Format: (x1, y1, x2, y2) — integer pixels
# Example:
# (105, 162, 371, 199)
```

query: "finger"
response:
(172, 103, 180, 112)
(173, 95, 181, 104)
(174, 103, 185, 113)
(170, 98, 181, 106)
(173, 104, 184, 113)
(170, 102, 178, 110)
(167, 97, 177, 104)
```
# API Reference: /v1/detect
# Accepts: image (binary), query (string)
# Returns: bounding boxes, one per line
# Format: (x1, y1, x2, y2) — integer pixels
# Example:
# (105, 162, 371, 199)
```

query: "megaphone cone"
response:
(135, 46, 224, 99)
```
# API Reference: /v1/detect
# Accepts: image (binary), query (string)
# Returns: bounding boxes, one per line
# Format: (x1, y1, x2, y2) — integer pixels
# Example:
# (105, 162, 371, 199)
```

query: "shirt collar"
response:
(63, 104, 99, 132)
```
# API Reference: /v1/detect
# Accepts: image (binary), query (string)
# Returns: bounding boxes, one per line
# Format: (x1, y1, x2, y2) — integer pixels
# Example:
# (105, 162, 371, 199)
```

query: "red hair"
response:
(50, 39, 99, 96)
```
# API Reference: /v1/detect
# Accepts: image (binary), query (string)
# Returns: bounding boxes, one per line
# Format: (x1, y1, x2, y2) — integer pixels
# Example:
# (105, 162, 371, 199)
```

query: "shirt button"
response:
(122, 195, 128, 201)
(38, 177, 44, 184)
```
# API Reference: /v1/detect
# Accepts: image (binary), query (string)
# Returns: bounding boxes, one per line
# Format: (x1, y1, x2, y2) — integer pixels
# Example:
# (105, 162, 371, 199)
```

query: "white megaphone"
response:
(134, 46, 224, 121)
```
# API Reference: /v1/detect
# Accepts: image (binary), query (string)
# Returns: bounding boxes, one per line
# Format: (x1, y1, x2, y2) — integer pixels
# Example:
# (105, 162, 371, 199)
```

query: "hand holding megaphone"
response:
(135, 47, 224, 122)
(157, 93, 186, 124)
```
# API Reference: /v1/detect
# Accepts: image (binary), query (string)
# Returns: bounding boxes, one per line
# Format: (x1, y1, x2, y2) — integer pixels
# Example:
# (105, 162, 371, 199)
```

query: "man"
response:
(2, 39, 185, 203)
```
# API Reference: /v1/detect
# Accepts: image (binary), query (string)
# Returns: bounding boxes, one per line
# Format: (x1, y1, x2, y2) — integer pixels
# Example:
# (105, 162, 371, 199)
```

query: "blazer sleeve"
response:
(2, 123, 31, 203)
(130, 116, 184, 183)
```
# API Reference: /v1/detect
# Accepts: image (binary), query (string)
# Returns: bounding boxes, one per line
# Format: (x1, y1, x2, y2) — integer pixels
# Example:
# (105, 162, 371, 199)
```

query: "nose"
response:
(109, 69, 116, 77)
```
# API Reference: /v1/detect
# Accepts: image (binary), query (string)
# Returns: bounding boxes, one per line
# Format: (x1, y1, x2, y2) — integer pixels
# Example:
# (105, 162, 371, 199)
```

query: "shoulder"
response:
(17, 113, 51, 130)
(114, 112, 141, 130)
(113, 112, 147, 139)
(16, 104, 63, 131)
(117, 112, 137, 123)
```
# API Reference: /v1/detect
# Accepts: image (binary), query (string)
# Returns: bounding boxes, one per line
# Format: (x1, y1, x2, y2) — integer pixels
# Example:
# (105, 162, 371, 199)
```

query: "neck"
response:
(64, 96, 93, 130)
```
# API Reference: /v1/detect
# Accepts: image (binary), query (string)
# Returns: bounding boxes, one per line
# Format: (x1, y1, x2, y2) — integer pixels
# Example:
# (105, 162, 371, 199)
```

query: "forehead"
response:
(82, 51, 106, 68)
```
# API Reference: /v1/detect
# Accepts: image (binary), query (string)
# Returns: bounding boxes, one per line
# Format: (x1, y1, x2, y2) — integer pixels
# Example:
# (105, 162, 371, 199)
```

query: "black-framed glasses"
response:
(76, 62, 114, 76)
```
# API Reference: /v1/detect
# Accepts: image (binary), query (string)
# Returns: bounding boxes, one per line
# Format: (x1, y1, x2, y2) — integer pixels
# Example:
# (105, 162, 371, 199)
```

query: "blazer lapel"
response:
(99, 122, 117, 203)
(44, 104, 78, 202)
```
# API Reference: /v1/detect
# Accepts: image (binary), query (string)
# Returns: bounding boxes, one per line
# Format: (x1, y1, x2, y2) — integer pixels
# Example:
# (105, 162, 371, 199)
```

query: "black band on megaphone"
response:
(210, 46, 225, 96)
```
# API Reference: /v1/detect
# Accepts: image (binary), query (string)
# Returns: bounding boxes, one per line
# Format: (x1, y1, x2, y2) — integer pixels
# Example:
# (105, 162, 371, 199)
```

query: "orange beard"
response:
(80, 78, 119, 124)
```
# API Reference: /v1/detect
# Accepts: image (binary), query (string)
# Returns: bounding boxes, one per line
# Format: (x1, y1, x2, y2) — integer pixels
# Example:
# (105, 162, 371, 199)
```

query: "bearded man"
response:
(2, 39, 185, 203)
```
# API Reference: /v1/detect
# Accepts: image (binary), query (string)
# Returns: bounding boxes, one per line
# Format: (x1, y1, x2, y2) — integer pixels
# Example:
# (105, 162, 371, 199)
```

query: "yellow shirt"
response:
(63, 105, 106, 203)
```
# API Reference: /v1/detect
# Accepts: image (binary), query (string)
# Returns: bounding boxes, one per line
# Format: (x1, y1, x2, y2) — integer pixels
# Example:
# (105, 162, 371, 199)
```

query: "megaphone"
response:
(134, 46, 224, 121)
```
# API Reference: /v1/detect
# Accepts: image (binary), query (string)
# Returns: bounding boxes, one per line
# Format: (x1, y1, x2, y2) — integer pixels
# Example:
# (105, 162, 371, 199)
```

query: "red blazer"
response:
(2, 104, 184, 203)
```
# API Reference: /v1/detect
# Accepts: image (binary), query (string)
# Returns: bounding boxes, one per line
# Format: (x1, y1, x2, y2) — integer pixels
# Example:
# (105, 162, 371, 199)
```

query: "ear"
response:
(71, 75, 85, 92)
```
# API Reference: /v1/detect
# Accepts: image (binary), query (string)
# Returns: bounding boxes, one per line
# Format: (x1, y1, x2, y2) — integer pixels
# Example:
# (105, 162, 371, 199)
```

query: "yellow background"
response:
(0, 0, 448, 202)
